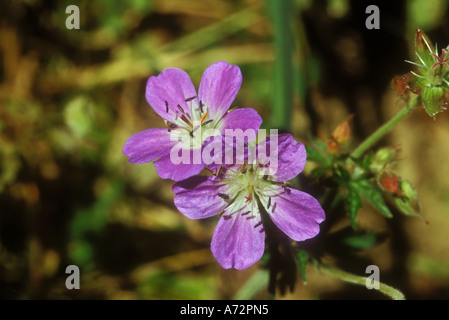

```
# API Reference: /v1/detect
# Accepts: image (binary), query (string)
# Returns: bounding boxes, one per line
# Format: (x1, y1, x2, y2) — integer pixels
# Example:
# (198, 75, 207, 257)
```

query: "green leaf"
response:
(342, 232, 378, 250)
(356, 180, 393, 218)
(305, 145, 331, 166)
(266, 0, 294, 130)
(295, 249, 309, 284)
(309, 166, 330, 180)
(345, 184, 363, 229)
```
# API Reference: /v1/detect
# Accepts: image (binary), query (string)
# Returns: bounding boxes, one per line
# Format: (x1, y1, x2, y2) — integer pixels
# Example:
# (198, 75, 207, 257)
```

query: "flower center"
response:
(164, 97, 218, 149)
(218, 163, 284, 218)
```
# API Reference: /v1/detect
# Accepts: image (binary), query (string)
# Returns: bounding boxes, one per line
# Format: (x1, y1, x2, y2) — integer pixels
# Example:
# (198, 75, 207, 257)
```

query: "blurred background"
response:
(1, 0, 449, 300)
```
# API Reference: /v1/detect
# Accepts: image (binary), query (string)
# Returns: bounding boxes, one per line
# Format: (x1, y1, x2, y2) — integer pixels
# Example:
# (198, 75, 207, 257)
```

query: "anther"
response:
(177, 104, 185, 114)
(267, 197, 271, 209)
(241, 211, 251, 216)
(185, 96, 196, 102)
(218, 193, 230, 200)
(165, 101, 169, 112)
(254, 220, 264, 228)
(199, 100, 204, 113)
(216, 165, 222, 177)
(201, 119, 213, 127)
(272, 202, 277, 213)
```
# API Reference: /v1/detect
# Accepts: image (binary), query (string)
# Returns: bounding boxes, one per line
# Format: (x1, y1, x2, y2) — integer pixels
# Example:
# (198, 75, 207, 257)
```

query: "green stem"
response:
(350, 97, 419, 158)
(318, 263, 405, 300)
(266, 0, 294, 131)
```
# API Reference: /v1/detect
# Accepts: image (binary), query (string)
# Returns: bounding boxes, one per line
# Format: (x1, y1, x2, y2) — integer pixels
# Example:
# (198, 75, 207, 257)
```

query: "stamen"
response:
(267, 197, 271, 209)
(192, 125, 200, 133)
(177, 104, 185, 114)
(272, 202, 277, 213)
(254, 220, 264, 228)
(241, 211, 251, 216)
(201, 119, 213, 127)
(218, 193, 230, 200)
(200, 113, 208, 124)
(165, 101, 169, 112)
(216, 165, 222, 177)
(199, 100, 204, 113)
(185, 96, 196, 102)
(180, 114, 192, 126)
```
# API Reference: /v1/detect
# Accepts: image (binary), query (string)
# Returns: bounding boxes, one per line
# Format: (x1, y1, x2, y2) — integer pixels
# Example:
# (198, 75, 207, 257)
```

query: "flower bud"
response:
(392, 74, 410, 97)
(415, 29, 435, 69)
(422, 85, 448, 117)
(327, 114, 354, 154)
(369, 147, 397, 173)
(393, 180, 422, 220)
(377, 171, 402, 197)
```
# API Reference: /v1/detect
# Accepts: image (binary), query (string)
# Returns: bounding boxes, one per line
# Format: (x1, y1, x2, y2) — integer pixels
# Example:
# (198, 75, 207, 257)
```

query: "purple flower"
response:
(122, 61, 262, 181)
(172, 134, 325, 270)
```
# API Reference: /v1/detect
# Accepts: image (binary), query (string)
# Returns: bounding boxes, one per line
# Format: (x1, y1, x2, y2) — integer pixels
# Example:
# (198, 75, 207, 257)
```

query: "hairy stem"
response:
(318, 263, 405, 300)
(350, 97, 419, 159)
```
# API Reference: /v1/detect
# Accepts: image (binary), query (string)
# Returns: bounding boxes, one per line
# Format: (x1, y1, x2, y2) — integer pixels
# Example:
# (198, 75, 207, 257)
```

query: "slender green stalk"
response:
(233, 269, 269, 300)
(266, 0, 294, 131)
(350, 97, 419, 158)
(318, 263, 405, 300)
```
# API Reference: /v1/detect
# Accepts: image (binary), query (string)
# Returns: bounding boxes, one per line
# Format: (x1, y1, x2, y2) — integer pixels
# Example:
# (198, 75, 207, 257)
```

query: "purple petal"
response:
(267, 188, 325, 242)
(219, 107, 263, 134)
(146, 68, 197, 123)
(172, 175, 227, 219)
(259, 134, 307, 182)
(123, 128, 175, 164)
(153, 153, 205, 182)
(218, 108, 262, 168)
(198, 61, 242, 119)
(211, 213, 265, 270)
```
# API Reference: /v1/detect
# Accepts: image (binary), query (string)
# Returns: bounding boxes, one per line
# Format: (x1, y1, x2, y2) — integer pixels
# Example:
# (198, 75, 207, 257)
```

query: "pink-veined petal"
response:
(146, 68, 197, 123)
(122, 128, 175, 164)
(172, 175, 228, 219)
(266, 188, 325, 242)
(211, 212, 265, 270)
(198, 61, 242, 120)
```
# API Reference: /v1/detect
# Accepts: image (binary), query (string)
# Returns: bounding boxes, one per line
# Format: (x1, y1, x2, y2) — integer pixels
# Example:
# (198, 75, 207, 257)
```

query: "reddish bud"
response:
(392, 74, 410, 97)
(327, 114, 354, 154)
(378, 171, 403, 197)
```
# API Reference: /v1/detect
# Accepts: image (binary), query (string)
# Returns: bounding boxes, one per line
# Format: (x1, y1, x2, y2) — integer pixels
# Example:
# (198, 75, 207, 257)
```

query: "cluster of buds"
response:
(369, 148, 422, 220)
(393, 29, 449, 117)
